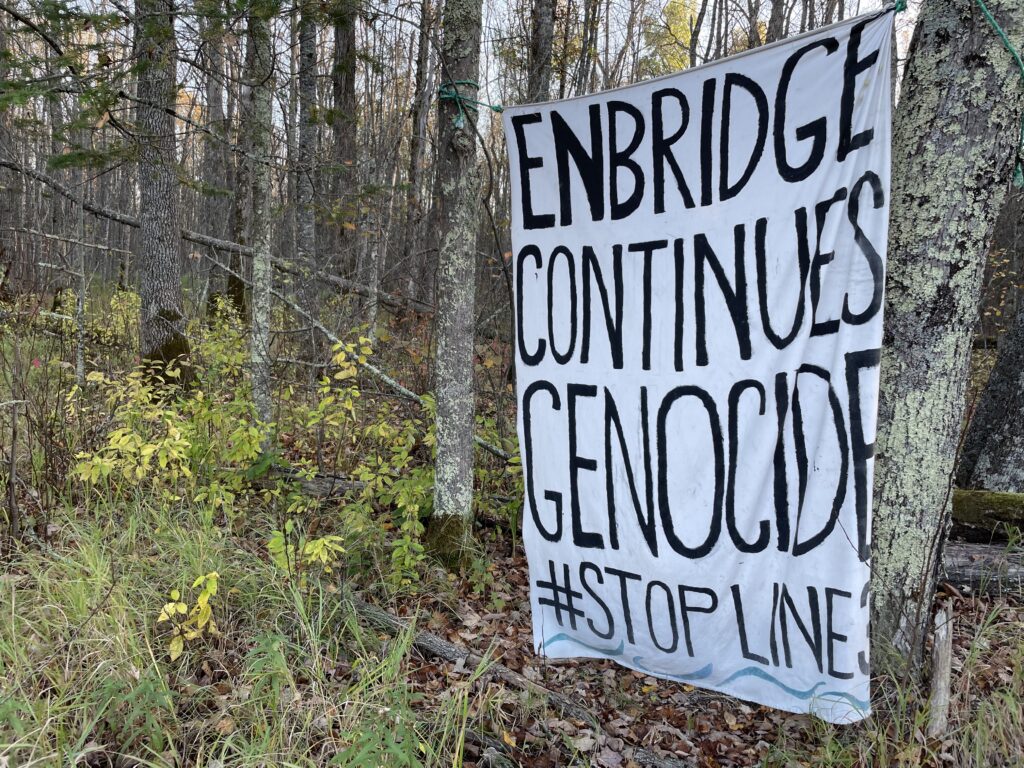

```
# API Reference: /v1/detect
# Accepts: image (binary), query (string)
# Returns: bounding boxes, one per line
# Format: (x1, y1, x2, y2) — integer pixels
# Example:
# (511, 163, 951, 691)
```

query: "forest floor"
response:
(1, 302, 1023, 767)
(394, 535, 1024, 767)
(0, 501, 1021, 768)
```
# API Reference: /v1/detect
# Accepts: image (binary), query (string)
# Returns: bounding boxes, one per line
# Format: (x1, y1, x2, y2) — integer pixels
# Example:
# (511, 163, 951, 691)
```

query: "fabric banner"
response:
(503, 10, 892, 723)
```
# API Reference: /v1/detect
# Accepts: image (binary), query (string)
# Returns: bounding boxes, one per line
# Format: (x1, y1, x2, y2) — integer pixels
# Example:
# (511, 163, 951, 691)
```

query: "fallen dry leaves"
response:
(380, 531, 1024, 767)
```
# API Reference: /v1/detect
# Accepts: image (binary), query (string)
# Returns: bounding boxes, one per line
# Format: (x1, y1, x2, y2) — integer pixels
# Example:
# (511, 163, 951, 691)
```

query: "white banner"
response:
(503, 11, 892, 723)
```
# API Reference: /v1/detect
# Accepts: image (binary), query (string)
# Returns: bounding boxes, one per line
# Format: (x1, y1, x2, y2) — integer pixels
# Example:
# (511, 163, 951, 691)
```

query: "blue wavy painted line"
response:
(818, 690, 871, 712)
(631, 656, 714, 682)
(717, 667, 825, 700)
(541, 633, 625, 657)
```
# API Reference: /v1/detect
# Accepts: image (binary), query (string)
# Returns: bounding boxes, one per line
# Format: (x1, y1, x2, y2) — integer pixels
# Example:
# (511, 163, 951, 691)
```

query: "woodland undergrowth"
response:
(0, 292, 1021, 767)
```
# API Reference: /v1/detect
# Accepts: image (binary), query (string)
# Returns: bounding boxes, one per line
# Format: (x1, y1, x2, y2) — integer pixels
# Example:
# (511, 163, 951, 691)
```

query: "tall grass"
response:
(0, 501, 490, 767)
(767, 598, 1024, 767)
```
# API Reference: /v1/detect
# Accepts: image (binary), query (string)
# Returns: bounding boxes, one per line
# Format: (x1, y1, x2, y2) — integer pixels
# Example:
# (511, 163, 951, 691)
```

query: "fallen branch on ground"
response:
(942, 541, 1024, 595)
(349, 594, 696, 768)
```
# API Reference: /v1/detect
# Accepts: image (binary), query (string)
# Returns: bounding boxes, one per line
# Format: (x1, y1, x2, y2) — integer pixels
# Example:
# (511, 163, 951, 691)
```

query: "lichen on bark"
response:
(427, 0, 485, 564)
(871, 0, 1024, 676)
(245, 5, 275, 430)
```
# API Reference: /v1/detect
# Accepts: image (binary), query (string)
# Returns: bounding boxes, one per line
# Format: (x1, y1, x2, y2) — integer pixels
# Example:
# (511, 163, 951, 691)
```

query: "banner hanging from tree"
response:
(503, 10, 892, 723)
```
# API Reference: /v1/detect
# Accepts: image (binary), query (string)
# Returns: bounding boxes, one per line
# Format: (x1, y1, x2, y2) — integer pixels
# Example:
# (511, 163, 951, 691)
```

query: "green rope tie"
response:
(438, 80, 503, 129)
(972, 0, 1024, 187)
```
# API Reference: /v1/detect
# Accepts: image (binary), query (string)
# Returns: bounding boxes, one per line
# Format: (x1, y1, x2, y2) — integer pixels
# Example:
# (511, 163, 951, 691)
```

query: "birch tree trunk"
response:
(872, 0, 1024, 675)
(246, 4, 274, 427)
(424, 0, 484, 563)
(134, 0, 190, 379)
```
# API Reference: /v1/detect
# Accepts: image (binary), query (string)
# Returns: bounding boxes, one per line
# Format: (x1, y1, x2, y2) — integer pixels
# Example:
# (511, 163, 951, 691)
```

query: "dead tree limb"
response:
(200, 249, 512, 462)
(0, 159, 430, 313)
(349, 595, 696, 767)
(926, 604, 953, 738)
(942, 542, 1024, 596)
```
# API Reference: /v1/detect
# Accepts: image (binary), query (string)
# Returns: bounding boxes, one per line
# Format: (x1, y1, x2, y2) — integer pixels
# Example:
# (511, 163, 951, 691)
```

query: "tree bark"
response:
(295, 2, 319, 342)
(403, 0, 433, 301)
(424, 0, 484, 564)
(246, 5, 274, 428)
(134, 0, 190, 379)
(871, 0, 1024, 676)
(201, 0, 229, 246)
(957, 192, 1024, 492)
(687, 0, 709, 68)
(765, 0, 786, 43)
(0, 18, 18, 280)
(331, 0, 358, 271)
(526, 0, 555, 102)
(228, 20, 254, 314)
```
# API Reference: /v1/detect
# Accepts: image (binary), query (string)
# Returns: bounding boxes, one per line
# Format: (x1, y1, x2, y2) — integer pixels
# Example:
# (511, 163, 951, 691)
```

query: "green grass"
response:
(4, 297, 1024, 767)
(0, 500, 479, 767)
(765, 599, 1024, 767)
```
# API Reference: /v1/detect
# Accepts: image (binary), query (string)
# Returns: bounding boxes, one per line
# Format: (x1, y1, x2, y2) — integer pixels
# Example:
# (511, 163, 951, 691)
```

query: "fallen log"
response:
(952, 489, 1024, 542)
(349, 594, 696, 767)
(942, 541, 1024, 596)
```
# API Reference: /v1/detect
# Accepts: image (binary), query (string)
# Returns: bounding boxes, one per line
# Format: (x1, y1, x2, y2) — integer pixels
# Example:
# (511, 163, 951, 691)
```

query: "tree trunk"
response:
(0, 18, 19, 292)
(246, 6, 274, 427)
(228, 22, 254, 315)
(871, 0, 1024, 676)
(201, 1, 231, 310)
(526, 0, 555, 102)
(331, 0, 358, 272)
(687, 0, 709, 68)
(74, 127, 88, 387)
(403, 0, 433, 301)
(202, 1, 229, 245)
(286, 8, 299, 271)
(424, 0, 484, 564)
(765, 0, 786, 43)
(134, 0, 190, 379)
(957, 191, 1024, 492)
(296, 3, 319, 336)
